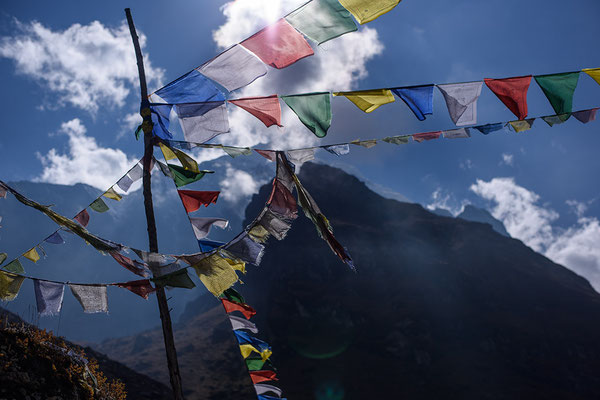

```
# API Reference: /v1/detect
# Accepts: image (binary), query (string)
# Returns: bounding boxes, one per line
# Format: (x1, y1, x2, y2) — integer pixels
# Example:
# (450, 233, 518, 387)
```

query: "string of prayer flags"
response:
(116, 279, 156, 299)
(90, 198, 109, 213)
(333, 89, 395, 113)
(151, 268, 196, 289)
(474, 123, 504, 135)
(241, 19, 314, 69)
(103, 187, 122, 202)
(484, 76, 532, 120)
(534, 72, 580, 115)
(178, 190, 220, 213)
(443, 128, 471, 139)
(285, 0, 358, 45)
(583, 68, 600, 85)
(413, 131, 442, 143)
(155, 69, 226, 104)
(281, 93, 332, 138)
(382, 135, 410, 144)
(229, 96, 283, 128)
(33, 280, 64, 316)
(74, 210, 90, 227)
(391, 85, 434, 121)
(0, 271, 25, 301)
(221, 298, 257, 319)
(509, 118, 535, 133)
(109, 251, 149, 278)
(23, 247, 41, 263)
(338, 0, 401, 24)
(437, 82, 483, 126)
(69, 284, 108, 314)
(250, 371, 278, 384)
(198, 44, 267, 92)
(229, 315, 259, 333)
(224, 233, 265, 265)
(323, 144, 350, 156)
(168, 164, 213, 188)
(542, 114, 570, 127)
(174, 102, 230, 144)
(572, 108, 598, 123)
(191, 253, 239, 296)
(255, 384, 284, 398)
(4, 259, 24, 274)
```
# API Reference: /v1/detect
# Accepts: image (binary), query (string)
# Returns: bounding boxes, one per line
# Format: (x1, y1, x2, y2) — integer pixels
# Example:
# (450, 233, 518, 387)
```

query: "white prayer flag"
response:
(254, 383, 283, 397)
(198, 45, 267, 92)
(285, 148, 315, 166)
(69, 284, 108, 314)
(437, 82, 483, 126)
(189, 217, 229, 240)
(176, 102, 230, 144)
(443, 128, 471, 139)
(229, 314, 259, 333)
(116, 175, 133, 192)
(34, 280, 64, 316)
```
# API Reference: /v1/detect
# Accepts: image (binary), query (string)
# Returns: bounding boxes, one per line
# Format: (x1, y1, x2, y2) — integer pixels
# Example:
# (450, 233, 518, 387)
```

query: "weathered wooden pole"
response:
(124, 8, 185, 399)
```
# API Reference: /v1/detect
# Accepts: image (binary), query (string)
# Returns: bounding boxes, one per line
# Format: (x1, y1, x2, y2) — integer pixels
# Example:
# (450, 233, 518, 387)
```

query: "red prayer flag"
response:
(241, 19, 314, 69)
(412, 131, 441, 143)
(74, 209, 90, 227)
(178, 190, 220, 213)
(116, 279, 156, 299)
(249, 371, 278, 384)
(484, 76, 532, 120)
(221, 298, 257, 320)
(109, 251, 148, 277)
(268, 179, 297, 218)
(230, 95, 283, 127)
(255, 149, 276, 162)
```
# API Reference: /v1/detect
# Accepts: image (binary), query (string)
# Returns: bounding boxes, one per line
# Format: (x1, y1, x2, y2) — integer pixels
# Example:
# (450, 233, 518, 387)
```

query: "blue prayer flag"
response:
(474, 123, 504, 135)
(155, 69, 226, 104)
(44, 231, 65, 245)
(258, 396, 287, 400)
(151, 105, 173, 140)
(233, 330, 271, 352)
(392, 85, 434, 121)
(197, 239, 224, 252)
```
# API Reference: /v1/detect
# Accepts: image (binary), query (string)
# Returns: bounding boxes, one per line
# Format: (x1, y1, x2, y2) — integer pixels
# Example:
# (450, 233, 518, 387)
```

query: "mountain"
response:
(94, 162, 600, 399)
(457, 204, 510, 237)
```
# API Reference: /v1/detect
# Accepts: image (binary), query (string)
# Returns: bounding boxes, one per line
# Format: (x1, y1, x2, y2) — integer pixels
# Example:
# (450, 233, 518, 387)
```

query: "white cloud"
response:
(500, 153, 514, 166)
(0, 19, 164, 113)
(219, 165, 267, 203)
(459, 159, 473, 170)
(471, 177, 600, 291)
(36, 119, 137, 190)
(426, 188, 467, 216)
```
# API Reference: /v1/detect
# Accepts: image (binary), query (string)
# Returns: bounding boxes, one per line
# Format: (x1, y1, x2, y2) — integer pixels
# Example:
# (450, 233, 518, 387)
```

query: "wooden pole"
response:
(124, 8, 185, 400)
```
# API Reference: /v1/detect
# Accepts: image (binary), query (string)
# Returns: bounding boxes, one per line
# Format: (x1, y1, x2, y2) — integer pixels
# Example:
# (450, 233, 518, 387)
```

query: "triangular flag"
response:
(221, 298, 256, 319)
(412, 131, 442, 143)
(241, 19, 314, 69)
(250, 371, 278, 384)
(382, 135, 410, 144)
(23, 247, 40, 263)
(189, 217, 229, 240)
(333, 89, 395, 113)
(0, 271, 25, 301)
(175, 102, 230, 144)
(69, 284, 108, 313)
(443, 128, 471, 139)
(255, 149, 277, 162)
(168, 164, 213, 188)
(474, 123, 504, 135)
(192, 254, 239, 296)
(572, 108, 598, 124)
(247, 358, 267, 371)
(323, 144, 350, 156)
(198, 44, 267, 92)
(103, 187, 122, 201)
(509, 118, 535, 133)
(534, 72, 580, 115)
(198, 239, 225, 252)
(116, 279, 156, 299)
(338, 0, 401, 24)
(4, 259, 24, 274)
(222, 146, 252, 158)
(542, 114, 570, 127)
(484, 76, 532, 120)
(159, 142, 178, 161)
(74, 209, 90, 227)
(34, 280, 64, 316)
(234, 330, 271, 353)
(220, 287, 245, 304)
(177, 190, 220, 213)
(255, 384, 284, 398)
(285, 149, 316, 165)
(350, 139, 377, 148)
(151, 269, 196, 289)
(155, 69, 226, 104)
(582, 68, 600, 85)
(391, 85, 434, 121)
(229, 315, 258, 333)
(437, 82, 483, 126)
(281, 93, 331, 137)
(109, 251, 149, 278)
(286, 0, 357, 44)
(90, 198, 109, 213)
(229, 95, 282, 127)
(257, 395, 285, 400)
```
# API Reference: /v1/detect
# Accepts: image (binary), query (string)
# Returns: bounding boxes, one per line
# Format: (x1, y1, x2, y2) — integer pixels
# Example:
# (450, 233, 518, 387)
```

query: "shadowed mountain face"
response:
(457, 204, 510, 237)
(95, 162, 600, 399)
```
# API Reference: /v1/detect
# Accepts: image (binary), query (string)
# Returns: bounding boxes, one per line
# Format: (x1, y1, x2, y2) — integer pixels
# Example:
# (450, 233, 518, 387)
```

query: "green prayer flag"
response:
(220, 287, 245, 304)
(281, 93, 332, 138)
(286, 0, 358, 44)
(151, 269, 196, 289)
(0, 253, 6, 266)
(168, 164, 213, 188)
(382, 135, 410, 145)
(0, 271, 25, 301)
(134, 124, 143, 140)
(4, 259, 24, 274)
(534, 72, 580, 115)
(246, 358, 267, 371)
(90, 198, 109, 213)
(542, 113, 571, 127)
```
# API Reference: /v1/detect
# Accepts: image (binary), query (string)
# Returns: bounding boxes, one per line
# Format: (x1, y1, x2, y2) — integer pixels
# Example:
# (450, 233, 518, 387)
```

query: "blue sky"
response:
(1, 0, 600, 287)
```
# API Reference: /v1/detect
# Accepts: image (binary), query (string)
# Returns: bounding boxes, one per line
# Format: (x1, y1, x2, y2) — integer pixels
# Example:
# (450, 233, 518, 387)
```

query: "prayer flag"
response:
(412, 131, 442, 142)
(509, 118, 535, 133)
(90, 198, 109, 213)
(338, 0, 401, 24)
(333, 89, 395, 113)
(151, 269, 196, 289)
(269, 180, 298, 219)
(192, 254, 239, 296)
(178, 190, 220, 213)
(323, 144, 350, 156)
(175, 102, 229, 144)
(116, 175, 133, 193)
(474, 123, 504, 135)
(189, 217, 229, 240)
(391, 85, 434, 121)
(443, 128, 471, 139)
(582, 68, 600, 86)
(155, 69, 226, 104)
(150, 105, 173, 140)
(103, 187, 122, 201)
(222, 146, 252, 158)
(247, 358, 267, 371)
(159, 142, 178, 161)
(437, 82, 483, 126)
(250, 371, 278, 384)
(110, 251, 149, 278)
(285, 0, 357, 44)
(221, 298, 256, 319)
(224, 233, 265, 265)
(116, 279, 156, 299)
(34, 280, 64, 316)
(542, 114, 570, 127)
(172, 149, 199, 173)
(234, 330, 271, 353)
(23, 247, 40, 263)
(0, 271, 25, 301)
(281, 93, 331, 137)
(484, 76, 531, 120)
(286, 149, 315, 165)
(157, 160, 174, 179)
(229, 96, 282, 127)
(382, 135, 410, 144)
(69, 284, 108, 314)
(168, 164, 213, 188)
(198, 239, 225, 252)
(350, 139, 377, 148)
(229, 315, 259, 333)
(198, 44, 267, 92)
(255, 384, 284, 398)
(74, 209, 90, 227)
(255, 149, 277, 162)
(241, 19, 314, 69)
(128, 164, 144, 182)
(4, 259, 24, 274)
(572, 108, 598, 124)
(238, 343, 272, 362)
(534, 72, 580, 115)
(221, 287, 245, 304)
(0, 185, 6, 199)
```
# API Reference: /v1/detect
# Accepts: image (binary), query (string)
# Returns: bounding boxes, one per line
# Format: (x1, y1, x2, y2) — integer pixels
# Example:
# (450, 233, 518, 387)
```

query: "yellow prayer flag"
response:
(583, 68, 600, 86)
(192, 254, 238, 296)
(509, 119, 534, 133)
(333, 89, 395, 113)
(103, 187, 122, 201)
(240, 344, 258, 359)
(0, 271, 25, 301)
(338, 0, 401, 24)
(23, 247, 40, 263)
(174, 149, 199, 173)
(260, 349, 273, 362)
(158, 143, 178, 161)
(248, 225, 270, 243)
(350, 139, 378, 148)
(226, 257, 246, 274)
